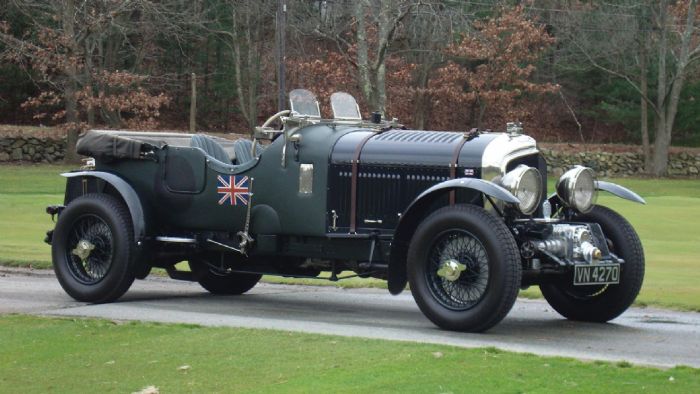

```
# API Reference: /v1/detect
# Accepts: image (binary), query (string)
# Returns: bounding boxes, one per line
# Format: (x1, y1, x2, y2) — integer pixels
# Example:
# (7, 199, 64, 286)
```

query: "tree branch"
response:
(572, 39, 660, 116)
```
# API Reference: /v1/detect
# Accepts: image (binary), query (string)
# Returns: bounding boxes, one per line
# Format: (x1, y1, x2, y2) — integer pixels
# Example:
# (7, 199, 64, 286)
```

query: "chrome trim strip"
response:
(299, 163, 314, 194)
(155, 236, 197, 244)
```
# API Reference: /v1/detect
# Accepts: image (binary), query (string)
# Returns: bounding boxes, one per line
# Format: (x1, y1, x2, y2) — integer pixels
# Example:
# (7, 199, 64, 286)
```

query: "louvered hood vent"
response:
(331, 130, 499, 168)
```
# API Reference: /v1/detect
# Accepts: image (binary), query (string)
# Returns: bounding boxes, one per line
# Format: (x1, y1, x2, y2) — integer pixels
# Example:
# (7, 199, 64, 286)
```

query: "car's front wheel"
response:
(407, 204, 521, 332)
(51, 194, 136, 303)
(540, 205, 645, 322)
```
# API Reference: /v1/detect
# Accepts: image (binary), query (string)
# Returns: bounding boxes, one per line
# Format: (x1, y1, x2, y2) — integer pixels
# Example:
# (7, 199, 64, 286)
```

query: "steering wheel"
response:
(261, 110, 291, 129)
(252, 110, 291, 154)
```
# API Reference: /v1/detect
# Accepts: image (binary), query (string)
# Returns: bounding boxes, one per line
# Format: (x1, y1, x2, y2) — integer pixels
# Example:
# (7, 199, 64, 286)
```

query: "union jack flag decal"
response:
(217, 175, 250, 206)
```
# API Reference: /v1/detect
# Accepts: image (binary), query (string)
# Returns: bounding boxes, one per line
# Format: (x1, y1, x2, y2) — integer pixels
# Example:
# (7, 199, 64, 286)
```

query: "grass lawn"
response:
(0, 315, 698, 393)
(1, 164, 699, 311)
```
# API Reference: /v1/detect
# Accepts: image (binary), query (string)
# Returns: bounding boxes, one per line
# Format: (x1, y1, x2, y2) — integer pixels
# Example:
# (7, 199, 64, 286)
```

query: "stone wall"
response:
(541, 148, 700, 177)
(1, 135, 699, 177)
(0, 136, 65, 163)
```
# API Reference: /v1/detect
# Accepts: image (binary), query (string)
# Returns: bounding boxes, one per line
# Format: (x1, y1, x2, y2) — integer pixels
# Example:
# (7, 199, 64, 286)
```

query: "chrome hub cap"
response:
(436, 259, 467, 282)
(71, 239, 95, 262)
(427, 229, 490, 311)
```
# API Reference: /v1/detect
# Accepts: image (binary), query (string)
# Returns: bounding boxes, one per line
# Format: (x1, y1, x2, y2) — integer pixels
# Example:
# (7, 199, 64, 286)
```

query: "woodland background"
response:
(1, 0, 700, 175)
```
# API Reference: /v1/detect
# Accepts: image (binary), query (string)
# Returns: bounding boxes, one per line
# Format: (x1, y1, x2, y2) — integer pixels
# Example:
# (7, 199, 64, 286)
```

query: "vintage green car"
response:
(45, 89, 646, 332)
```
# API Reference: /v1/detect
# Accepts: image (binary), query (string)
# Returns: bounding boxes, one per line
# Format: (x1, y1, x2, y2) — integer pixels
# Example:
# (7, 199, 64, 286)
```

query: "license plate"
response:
(573, 264, 620, 286)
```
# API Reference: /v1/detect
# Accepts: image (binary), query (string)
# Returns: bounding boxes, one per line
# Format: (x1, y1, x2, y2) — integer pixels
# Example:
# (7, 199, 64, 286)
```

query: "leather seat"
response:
(233, 139, 265, 165)
(233, 139, 254, 165)
(190, 134, 231, 164)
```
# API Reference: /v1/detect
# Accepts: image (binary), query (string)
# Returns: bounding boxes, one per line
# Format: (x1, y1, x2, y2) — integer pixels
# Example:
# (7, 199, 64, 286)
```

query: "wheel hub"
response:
(71, 239, 95, 262)
(436, 258, 467, 282)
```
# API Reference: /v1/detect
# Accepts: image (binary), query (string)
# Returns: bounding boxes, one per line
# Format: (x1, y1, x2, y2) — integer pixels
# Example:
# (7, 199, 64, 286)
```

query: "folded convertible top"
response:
(76, 131, 147, 162)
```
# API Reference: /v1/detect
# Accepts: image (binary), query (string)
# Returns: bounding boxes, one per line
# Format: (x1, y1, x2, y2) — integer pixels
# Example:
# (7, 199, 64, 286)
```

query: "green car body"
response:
(46, 90, 647, 332)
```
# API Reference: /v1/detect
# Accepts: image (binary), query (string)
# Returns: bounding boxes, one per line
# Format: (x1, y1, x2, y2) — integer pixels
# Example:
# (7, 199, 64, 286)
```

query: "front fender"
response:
(62, 171, 147, 241)
(387, 178, 519, 295)
(596, 181, 646, 204)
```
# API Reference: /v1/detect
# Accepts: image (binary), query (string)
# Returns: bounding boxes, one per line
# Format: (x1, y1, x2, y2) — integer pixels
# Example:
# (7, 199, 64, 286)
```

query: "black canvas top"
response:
(76, 131, 145, 162)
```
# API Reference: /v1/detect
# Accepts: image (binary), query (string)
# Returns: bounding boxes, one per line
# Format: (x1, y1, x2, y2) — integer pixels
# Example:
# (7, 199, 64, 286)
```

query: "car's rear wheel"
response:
(407, 204, 521, 332)
(51, 194, 136, 303)
(189, 257, 261, 295)
(540, 205, 645, 322)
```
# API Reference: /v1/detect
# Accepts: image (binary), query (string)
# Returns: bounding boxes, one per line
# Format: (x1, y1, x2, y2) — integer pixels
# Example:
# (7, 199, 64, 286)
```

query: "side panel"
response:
(327, 164, 481, 233)
(97, 125, 366, 236)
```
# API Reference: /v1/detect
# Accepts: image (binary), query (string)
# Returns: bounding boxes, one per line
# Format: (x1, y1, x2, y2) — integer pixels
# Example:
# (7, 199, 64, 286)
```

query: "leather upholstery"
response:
(190, 134, 231, 164)
(233, 139, 254, 165)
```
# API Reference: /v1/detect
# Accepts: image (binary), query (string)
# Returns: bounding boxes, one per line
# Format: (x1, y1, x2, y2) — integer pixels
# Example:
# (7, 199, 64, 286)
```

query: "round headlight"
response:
(499, 165, 542, 215)
(556, 166, 598, 213)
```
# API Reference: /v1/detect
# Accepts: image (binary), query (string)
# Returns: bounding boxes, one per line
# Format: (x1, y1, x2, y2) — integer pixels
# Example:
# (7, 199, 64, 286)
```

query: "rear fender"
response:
(62, 171, 147, 241)
(387, 178, 519, 294)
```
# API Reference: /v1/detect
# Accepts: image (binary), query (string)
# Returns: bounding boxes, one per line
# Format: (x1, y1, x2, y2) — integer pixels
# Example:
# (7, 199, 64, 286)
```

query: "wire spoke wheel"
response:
(407, 204, 520, 332)
(52, 193, 136, 303)
(539, 205, 645, 322)
(426, 229, 490, 311)
(65, 214, 114, 284)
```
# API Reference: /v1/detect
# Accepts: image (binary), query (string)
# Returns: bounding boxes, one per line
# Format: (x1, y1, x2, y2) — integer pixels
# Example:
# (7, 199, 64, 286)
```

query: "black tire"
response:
(51, 193, 136, 303)
(407, 204, 521, 332)
(189, 259, 261, 295)
(540, 205, 645, 322)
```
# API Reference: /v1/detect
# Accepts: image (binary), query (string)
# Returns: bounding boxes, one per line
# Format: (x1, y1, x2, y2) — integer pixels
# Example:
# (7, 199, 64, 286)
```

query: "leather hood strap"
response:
(349, 133, 376, 233)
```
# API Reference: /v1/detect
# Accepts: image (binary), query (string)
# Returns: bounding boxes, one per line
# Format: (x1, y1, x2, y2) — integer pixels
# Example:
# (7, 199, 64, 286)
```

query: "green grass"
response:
(1, 164, 699, 311)
(262, 271, 386, 289)
(0, 164, 74, 194)
(0, 164, 72, 267)
(0, 315, 698, 393)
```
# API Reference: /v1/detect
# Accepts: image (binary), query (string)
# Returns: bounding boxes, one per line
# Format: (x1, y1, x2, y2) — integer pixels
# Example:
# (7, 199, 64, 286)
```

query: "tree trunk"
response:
(246, 23, 258, 131)
(231, 5, 251, 129)
(413, 63, 431, 130)
(651, 0, 669, 176)
(84, 39, 96, 128)
(62, 0, 81, 163)
(651, 0, 696, 176)
(355, 0, 375, 111)
(190, 73, 197, 132)
(640, 31, 651, 173)
(376, 62, 387, 117)
(476, 96, 487, 129)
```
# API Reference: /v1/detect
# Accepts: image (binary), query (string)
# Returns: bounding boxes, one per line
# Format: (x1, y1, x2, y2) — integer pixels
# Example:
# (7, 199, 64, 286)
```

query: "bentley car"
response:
(45, 89, 646, 332)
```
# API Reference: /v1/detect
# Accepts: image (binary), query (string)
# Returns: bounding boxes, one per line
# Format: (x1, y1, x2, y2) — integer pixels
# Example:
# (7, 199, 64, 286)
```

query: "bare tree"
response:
(553, 0, 700, 175)
(210, 1, 276, 131)
(400, 2, 472, 129)
(1, 0, 200, 161)
(298, 0, 419, 116)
